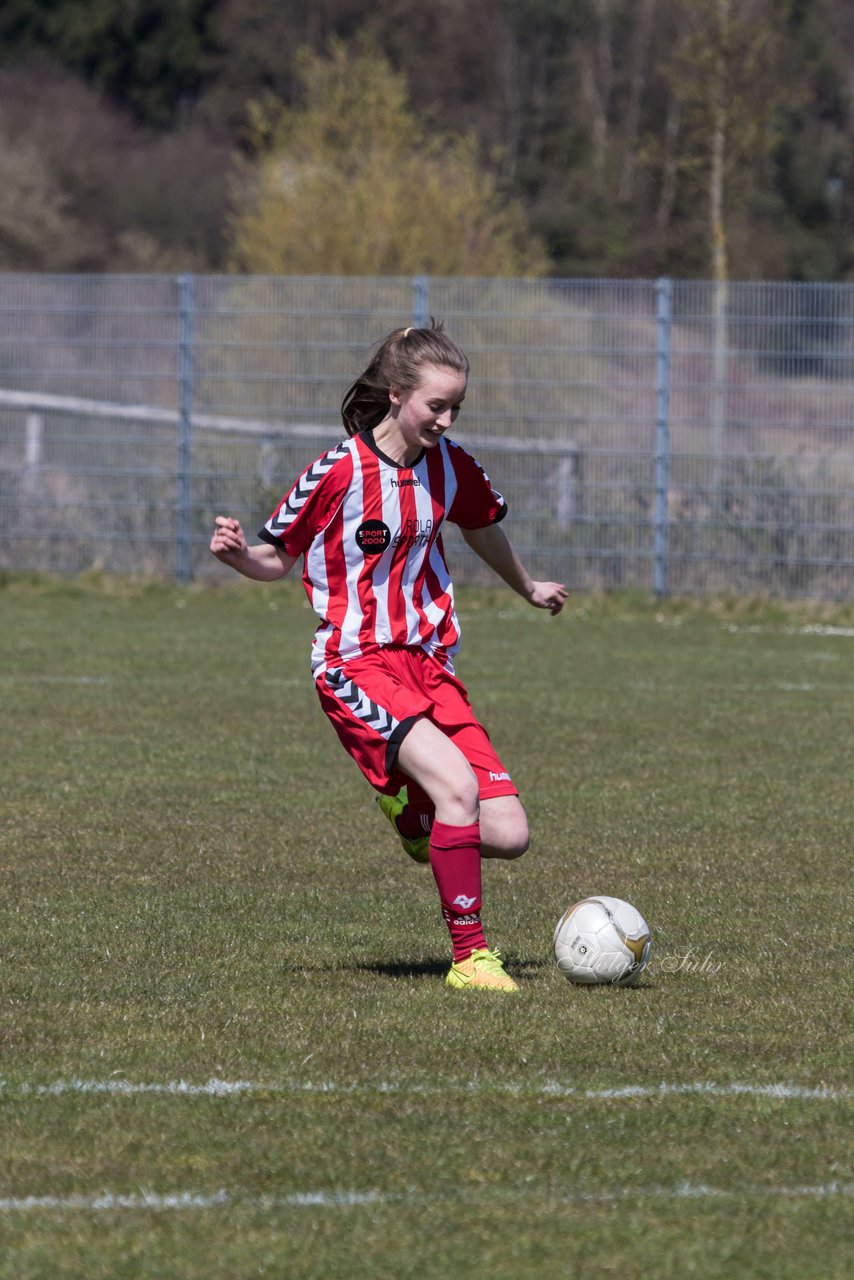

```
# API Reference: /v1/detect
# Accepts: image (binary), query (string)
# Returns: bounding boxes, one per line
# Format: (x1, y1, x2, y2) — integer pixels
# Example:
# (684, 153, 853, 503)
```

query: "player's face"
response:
(390, 363, 468, 459)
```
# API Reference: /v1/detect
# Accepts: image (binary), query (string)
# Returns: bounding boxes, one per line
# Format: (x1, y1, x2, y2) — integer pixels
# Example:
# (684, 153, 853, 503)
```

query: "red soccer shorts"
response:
(315, 645, 517, 801)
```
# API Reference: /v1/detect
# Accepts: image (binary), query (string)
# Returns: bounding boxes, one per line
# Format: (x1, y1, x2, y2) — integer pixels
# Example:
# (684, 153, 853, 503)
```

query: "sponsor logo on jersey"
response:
(355, 519, 391, 554)
(393, 517, 434, 550)
(391, 477, 421, 488)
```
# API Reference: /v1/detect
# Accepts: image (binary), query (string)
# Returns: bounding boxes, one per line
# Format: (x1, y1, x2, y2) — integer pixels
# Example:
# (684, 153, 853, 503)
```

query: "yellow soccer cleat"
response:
(445, 948, 519, 992)
(375, 788, 431, 864)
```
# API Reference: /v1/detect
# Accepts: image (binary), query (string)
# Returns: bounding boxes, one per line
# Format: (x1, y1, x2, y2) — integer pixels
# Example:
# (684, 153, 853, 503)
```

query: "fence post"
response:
(23, 411, 43, 495)
(555, 447, 582, 529)
(412, 275, 430, 328)
(653, 277, 672, 597)
(177, 274, 194, 583)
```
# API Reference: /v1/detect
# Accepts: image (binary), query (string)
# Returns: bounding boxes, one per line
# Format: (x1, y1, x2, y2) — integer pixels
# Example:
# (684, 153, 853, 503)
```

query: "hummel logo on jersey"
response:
(391, 477, 421, 487)
(489, 770, 511, 782)
(452, 894, 477, 910)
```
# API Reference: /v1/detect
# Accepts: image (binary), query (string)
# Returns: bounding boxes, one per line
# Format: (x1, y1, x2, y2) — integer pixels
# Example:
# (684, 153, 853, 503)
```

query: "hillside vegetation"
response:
(1, 0, 853, 280)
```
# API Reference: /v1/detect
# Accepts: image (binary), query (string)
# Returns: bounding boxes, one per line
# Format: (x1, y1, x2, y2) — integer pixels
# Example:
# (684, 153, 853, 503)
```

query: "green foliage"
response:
(228, 40, 548, 277)
(0, 132, 82, 269)
(3, 0, 854, 276)
(0, 60, 233, 271)
(0, 0, 217, 126)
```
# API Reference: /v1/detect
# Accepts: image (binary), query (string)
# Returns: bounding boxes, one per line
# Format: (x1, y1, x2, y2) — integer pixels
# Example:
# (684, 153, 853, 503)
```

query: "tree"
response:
(3, 0, 854, 279)
(658, 0, 793, 277)
(0, 59, 234, 271)
(228, 41, 547, 277)
(0, 134, 82, 269)
(0, 0, 217, 126)
(202, 0, 370, 133)
(768, 0, 854, 280)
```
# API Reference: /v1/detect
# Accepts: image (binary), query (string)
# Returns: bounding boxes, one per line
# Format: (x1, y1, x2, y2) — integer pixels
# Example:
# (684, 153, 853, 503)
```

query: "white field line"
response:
(0, 674, 304, 688)
(1, 1078, 851, 1102)
(0, 1180, 851, 1215)
(0, 674, 112, 685)
(720, 622, 854, 638)
(3, 1079, 849, 1216)
(632, 679, 854, 694)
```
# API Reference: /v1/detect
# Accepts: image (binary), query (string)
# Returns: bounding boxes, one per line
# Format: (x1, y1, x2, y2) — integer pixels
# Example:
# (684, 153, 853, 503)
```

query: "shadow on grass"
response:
(353, 956, 551, 983)
(280, 955, 649, 989)
(354, 959, 448, 979)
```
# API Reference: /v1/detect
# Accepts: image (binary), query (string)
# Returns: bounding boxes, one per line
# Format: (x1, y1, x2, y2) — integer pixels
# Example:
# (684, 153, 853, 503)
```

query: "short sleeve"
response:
(258, 441, 353, 559)
(446, 441, 508, 529)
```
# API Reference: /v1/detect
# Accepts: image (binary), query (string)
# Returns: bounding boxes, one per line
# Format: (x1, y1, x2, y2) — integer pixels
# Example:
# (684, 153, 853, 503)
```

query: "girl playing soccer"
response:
(210, 323, 567, 991)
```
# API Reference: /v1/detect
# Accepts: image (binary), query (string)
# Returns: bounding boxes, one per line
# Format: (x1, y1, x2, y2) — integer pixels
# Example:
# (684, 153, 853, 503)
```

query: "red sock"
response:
(396, 782, 435, 842)
(396, 803, 434, 842)
(428, 820, 486, 961)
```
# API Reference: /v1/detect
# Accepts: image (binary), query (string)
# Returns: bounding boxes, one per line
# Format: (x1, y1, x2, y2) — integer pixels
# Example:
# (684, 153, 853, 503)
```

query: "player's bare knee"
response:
(434, 763, 480, 826)
(502, 820, 530, 859)
(452, 768, 481, 823)
(483, 815, 529, 859)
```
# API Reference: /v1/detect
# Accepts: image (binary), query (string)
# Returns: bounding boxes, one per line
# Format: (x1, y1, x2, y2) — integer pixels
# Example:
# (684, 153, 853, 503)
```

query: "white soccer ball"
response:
(554, 895, 651, 986)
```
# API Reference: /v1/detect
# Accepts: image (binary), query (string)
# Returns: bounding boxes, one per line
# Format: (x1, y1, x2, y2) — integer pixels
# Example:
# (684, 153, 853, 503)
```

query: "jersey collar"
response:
(360, 429, 426, 471)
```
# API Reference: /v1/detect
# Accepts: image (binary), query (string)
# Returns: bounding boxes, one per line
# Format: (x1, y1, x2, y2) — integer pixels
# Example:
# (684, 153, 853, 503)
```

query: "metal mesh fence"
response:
(2, 273, 854, 597)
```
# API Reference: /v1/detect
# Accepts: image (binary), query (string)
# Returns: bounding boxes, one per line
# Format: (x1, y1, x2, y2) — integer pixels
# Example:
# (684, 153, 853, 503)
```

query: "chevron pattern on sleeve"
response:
(326, 668, 398, 741)
(269, 443, 350, 533)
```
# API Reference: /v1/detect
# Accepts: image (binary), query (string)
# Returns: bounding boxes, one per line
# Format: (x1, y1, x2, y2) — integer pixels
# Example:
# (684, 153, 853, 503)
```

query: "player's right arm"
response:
(210, 516, 296, 581)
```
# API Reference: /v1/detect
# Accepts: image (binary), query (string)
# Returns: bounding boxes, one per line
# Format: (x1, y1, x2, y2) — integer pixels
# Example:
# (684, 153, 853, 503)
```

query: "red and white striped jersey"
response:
(259, 431, 506, 677)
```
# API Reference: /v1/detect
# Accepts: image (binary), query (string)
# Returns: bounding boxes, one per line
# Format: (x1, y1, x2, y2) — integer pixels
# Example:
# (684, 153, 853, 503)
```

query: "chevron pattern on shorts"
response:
(326, 669, 397, 741)
(269, 443, 350, 532)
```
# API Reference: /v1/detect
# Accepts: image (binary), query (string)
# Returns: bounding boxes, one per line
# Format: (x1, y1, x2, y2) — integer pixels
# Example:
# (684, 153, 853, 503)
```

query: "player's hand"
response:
(210, 515, 248, 561)
(528, 580, 568, 615)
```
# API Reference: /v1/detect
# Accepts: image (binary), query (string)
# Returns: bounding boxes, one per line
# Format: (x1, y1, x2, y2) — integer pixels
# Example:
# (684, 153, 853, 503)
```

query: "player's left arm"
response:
(461, 523, 568, 615)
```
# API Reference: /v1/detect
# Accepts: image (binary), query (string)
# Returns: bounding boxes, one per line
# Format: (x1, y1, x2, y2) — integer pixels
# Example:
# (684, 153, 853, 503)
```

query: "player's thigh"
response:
(422, 663, 521, 803)
(396, 717, 479, 818)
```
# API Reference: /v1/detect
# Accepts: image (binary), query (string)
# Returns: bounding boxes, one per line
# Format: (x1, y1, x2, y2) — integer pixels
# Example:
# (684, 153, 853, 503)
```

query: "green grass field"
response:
(1, 574, 852, 1278)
